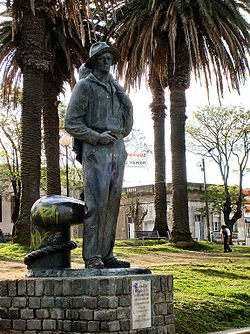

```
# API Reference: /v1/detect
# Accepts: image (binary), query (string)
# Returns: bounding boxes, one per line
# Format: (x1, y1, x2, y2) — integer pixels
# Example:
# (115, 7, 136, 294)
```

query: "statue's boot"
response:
(103, 257, 130, 268)
(85, 257, 104, 269)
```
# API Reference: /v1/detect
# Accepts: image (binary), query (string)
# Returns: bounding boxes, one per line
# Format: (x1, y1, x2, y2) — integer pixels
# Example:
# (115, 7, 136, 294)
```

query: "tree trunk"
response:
(13, 7, 47, 245)
(43, 73, 61, 195)
(223, 188, 233, 244)
(167, 35, 192, 244)
(169, 88, 192, 243)
(11, 178, 21, 237)
(225, 193, 242, 245)
(149, 73, 169, 237)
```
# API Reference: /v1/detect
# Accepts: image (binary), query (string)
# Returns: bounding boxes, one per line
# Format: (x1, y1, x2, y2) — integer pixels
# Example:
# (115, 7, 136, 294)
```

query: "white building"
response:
(116, 183, 249, 245)
(0, 195, 14, 238)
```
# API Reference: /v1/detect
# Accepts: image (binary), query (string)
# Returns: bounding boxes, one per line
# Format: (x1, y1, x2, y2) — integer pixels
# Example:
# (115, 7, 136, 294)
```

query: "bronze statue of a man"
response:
(65, 42, 133, 269)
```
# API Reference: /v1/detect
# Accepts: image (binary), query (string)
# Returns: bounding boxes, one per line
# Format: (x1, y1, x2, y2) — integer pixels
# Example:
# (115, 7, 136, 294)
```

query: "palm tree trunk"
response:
(167, 35, 192, 244)
(13, 7, 46, 245)
(14, 70, 43, 245)
(43, 73, 61, 195)
(169, 87, 192, 243)
(149, 73, 169, 237)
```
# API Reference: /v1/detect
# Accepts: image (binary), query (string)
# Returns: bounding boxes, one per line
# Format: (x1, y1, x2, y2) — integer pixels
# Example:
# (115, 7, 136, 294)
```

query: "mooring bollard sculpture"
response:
(24, 195, 87, 272)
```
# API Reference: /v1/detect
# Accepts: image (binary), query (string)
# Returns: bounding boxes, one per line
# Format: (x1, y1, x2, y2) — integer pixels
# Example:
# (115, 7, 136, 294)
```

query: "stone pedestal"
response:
(0, 272, 174, 334)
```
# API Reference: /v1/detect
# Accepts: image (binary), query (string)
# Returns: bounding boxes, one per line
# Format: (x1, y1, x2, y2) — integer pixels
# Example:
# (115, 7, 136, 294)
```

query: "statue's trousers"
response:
(82, 136, 127, 262)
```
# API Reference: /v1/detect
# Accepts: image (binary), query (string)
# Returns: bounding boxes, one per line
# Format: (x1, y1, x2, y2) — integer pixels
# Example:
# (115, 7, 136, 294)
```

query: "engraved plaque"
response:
(131, 279, 152, 329)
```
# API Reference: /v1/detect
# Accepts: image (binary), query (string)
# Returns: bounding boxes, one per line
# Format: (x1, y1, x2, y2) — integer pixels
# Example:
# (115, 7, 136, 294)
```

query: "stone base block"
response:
(26, 267, 152, 278)
(0, 273, 174, 333)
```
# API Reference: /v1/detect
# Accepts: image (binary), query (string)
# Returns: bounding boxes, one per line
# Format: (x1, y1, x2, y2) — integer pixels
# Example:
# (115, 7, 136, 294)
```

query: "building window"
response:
(11, 196, 15, 224)
(127, 216, 133, 224)
(212, 213, 220, 231)
(213, 221, 219, 231)
(233, 223, 238, 232)
(194, 214, 201, 222)
(0, 196, 2, 222)
(127, 216, 134, 239)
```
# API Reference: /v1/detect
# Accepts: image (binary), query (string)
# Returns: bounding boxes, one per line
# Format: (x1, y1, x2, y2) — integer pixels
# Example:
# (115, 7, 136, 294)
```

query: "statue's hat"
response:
(85, 42, 120, 69)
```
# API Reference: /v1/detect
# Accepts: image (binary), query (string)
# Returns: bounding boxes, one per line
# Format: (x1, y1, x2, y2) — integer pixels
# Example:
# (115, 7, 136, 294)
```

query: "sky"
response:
(122, 75, 250, 187)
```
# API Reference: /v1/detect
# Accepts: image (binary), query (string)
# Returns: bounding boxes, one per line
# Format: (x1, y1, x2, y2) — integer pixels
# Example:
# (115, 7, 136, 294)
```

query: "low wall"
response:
(0, 273, 174, 334)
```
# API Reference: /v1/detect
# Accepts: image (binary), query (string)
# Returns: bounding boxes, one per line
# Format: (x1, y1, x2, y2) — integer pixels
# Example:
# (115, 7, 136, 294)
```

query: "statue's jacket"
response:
(65, 73, 133, 163)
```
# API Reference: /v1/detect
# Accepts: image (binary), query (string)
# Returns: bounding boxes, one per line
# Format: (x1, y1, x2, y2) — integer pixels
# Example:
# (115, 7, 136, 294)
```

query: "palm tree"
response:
(13, 2, 47, 245)
(1, 0, 114, 244)
(0, 14, 88, 196)
(108, 0, 250, 243)
(148, 69, 168, 237)
(43, 16, 89, 195)
(0, 11, 84, 244)
(109, 3, 170, 237)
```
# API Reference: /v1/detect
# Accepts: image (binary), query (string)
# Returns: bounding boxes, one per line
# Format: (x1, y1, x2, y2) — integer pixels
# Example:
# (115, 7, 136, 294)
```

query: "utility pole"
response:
(60, 135, 72, 197)
(202, 157, 210, 241)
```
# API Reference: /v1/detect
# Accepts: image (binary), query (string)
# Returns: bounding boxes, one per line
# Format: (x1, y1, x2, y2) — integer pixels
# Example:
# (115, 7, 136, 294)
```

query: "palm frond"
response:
(0, 1, 106, 104)
(0, 19, 21, 106)
(109, 0, 250, 98)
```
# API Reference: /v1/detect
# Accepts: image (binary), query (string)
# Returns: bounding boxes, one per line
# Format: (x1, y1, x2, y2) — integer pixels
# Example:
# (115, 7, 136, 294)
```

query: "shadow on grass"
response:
(231, 292, 250, 302)
(175, 297, 250, 334)
(191, 267, 250, 280)
(171, 241, 222, 252)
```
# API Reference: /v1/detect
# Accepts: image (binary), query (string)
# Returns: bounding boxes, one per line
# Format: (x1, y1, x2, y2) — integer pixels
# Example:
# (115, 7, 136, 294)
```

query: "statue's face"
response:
(93, 52, 113, 74)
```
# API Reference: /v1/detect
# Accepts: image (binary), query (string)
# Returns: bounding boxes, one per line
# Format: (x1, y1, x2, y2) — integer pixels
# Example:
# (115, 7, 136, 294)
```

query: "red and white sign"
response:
(126, 152, 147, 168)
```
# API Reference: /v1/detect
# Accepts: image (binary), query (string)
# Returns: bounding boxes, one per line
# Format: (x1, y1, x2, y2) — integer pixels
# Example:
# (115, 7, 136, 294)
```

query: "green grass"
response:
(1, 240, 250, 334)
(153, 262, 250, 334)
(0, 242, 29, 261)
